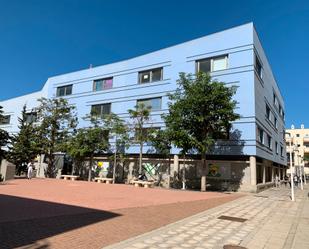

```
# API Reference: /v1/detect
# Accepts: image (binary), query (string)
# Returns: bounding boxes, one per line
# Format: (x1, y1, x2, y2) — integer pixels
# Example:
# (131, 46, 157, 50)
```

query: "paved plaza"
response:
(106, 185, 309, 249)
(0, 178, 240, 249)
(1, 179, 308, 249)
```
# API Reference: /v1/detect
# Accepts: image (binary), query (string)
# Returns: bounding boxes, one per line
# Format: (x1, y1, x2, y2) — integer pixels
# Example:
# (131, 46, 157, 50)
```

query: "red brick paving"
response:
(0, 179, 243, 249)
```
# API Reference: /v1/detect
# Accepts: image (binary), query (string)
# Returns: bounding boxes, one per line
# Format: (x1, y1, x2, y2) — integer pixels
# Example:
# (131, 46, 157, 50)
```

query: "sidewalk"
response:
(104, 185, 309, 249)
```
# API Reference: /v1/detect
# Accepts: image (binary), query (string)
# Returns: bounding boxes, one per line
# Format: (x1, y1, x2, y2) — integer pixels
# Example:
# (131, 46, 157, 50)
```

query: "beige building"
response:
(285, 124, 309, 176)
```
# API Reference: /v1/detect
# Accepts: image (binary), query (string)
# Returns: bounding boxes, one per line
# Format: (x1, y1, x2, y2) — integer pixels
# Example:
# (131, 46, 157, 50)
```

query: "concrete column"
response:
(262, 165, 266, 184)
(271, 166, 274, 182)
(128, 161, 134, 182)
(250, 156, 257, 186)
(173, 155, 179, 176)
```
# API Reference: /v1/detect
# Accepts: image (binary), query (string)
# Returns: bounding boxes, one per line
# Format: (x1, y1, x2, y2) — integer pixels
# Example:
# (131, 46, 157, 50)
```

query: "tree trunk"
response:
(139, 142, 143, 174)
(113, 149, 117, 184)
(88, 155, 93, 182)
(201, 153, 207, 192)
(182, 154, 186, 190)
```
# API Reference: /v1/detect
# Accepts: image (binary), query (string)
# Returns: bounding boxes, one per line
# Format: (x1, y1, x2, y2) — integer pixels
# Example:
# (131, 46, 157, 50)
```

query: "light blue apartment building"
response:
(0, 23, 286, 192)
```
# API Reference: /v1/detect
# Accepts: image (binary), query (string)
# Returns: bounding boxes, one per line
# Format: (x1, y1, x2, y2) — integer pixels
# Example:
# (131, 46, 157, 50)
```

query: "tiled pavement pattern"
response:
(105, 185, 309, 249)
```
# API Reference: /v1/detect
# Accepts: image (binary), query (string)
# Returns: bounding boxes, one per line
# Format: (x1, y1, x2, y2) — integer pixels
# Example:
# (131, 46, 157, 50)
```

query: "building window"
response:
(274, 116, 278, 129)
(255, 55, 262, 78)
(56, 85, 72, 97)
(196, 55, 228, 73)
(275, 142, 279, 154)
(273, 93, 279, 108)
(266, 104, 271, 121)
(137, 97, 162, 111)
(267, 134, 272, 149)
(93, 77, 113, 91)
(90, 103, 111, 117)
(280, 146, 283, 157)
(257, 127, 264, 144)
(296, 134, 300, 137)
(279, 105, 282, 116)
(0, 115, 10, 125)
(25, 112, 37, 124)
(138, 68, 163, 84)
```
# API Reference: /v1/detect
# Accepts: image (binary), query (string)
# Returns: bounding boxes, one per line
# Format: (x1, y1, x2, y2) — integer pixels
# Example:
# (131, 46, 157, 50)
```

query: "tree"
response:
(35, 98, 77, 177)
(148, 129, 172, 187)
(8, 105, 40, 174)
(104, 113, 129, 183)
(0, 106, 10, 162)
(163, 72, 239, 191)
(65, 116, 109, 181)
(128, 103, 151, 175)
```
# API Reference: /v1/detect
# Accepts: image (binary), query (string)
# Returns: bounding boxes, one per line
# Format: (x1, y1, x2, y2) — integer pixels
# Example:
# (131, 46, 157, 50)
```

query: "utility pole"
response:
(299, 155, 304, 190)
(286, 132, 295, 201)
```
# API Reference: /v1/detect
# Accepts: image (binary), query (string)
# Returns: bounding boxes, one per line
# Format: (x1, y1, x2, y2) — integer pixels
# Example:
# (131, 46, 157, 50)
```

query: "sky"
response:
(0, 0, 308, 128)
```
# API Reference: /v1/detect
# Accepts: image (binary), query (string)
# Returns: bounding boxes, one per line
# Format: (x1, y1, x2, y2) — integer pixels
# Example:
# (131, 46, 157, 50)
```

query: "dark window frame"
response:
(138, 68, 163, 84)
(56, 84, 73, 97)
(93, 77, 113, 91)
(90, 103, 111, 118)
(137, 97, 162, 111)
(196, 55, 228, 74)
(0, 115, 10, 125)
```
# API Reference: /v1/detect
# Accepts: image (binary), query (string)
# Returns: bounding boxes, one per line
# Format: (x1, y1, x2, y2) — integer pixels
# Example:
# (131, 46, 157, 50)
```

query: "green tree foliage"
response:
(35, 98, 77, 177)
(104, 113, 129, 183)
(148, 129, 172, 187)
(65, 116, 109, 181)
(128, 103, 151, 175)
(8, 105, 40, 174)
(163, 72, 239, 191)
(0, 105, 10, 161)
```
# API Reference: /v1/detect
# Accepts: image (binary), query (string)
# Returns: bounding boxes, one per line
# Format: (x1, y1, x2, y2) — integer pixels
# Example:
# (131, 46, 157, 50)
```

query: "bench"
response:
(94, 177, 113, 184)
(131, 180, 154, 188)
(61, 175, 79, 181)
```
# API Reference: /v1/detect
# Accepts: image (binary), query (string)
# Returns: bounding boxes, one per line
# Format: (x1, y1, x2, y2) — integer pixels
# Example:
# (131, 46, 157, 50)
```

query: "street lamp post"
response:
(298, 154, 304, 190)
(286, 132, 295, 201)
(304, 156, 307, 185)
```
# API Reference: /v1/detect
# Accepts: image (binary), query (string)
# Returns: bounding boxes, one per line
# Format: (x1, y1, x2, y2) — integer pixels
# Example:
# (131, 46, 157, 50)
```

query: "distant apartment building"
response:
(285, 125, 309, 175)
(0, 23, 286, 192)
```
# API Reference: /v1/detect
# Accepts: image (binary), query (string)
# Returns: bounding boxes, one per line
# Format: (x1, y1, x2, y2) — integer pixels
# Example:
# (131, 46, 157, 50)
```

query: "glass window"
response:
(275, 142, 279, 154)
(0, 115, 10, 125)
(258, 127, 264, 144)
(212, 56, 228, 71)
(56, 85, 73, 97)
(138, 68, 163, 84)
(25, 112, 37, 124)
(255, 55, 262, 78)
(197, 59, 211, 73)
(93, 77, 113, 91)
(90, 103, 111, 117)
(196, 55, 228, 73)
(267, 134, 272, 149)
(266, 104, 271, 121)
(280, 146, 283, 156)
(137, 97, 162, 111)
(274, 116, 278, 129)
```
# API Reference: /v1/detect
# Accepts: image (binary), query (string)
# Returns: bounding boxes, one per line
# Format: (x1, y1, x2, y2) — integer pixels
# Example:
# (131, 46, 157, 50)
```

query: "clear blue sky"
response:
(0, 0, 308, 128)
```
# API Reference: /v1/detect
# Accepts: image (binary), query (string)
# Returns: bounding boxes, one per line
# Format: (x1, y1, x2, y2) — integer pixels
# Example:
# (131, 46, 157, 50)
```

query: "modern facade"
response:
(285, 125, 309, 176)
(0, 23, 287, 192)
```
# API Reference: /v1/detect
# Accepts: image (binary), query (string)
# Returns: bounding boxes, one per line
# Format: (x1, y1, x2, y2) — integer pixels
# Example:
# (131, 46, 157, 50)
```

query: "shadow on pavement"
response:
(0, 194, 120, 249)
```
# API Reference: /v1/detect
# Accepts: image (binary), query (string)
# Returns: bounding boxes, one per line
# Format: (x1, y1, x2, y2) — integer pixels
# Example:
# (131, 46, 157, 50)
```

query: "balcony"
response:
(304, 136, 309, 142)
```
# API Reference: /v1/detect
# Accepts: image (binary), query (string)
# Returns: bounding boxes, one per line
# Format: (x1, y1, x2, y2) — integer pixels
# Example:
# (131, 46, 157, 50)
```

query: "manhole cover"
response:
(223, 245, 247, 249)
(254, 195, 268, 198)
(217, 215, 247, 223)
